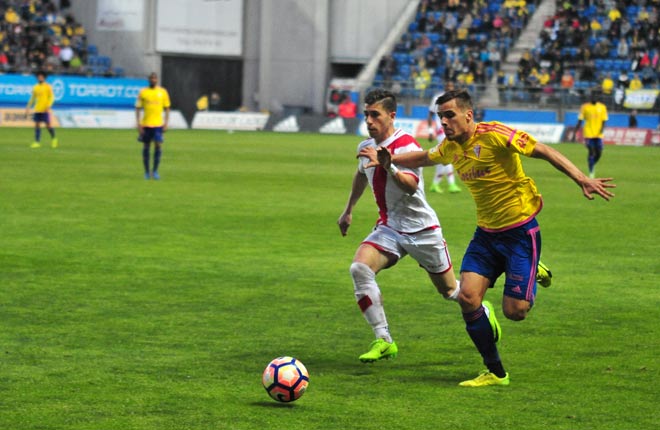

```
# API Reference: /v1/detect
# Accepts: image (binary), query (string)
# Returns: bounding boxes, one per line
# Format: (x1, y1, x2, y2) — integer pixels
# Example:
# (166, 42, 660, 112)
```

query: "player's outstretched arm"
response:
(532, 143, 616, 201)
(358, 146, 433, 169)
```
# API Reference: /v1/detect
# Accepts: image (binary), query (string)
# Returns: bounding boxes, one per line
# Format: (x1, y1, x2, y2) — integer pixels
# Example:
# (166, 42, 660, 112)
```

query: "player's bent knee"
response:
(350, 262, 374, 284)
(502, 302, 531, 321)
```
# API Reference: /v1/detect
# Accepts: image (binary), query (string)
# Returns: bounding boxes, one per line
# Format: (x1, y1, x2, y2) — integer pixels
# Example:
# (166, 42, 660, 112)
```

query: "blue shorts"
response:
(33, 112, 50, 124)
(461, 218, 541, 304)
(585, 138, 603, 152)
(138, 127, 164, 144)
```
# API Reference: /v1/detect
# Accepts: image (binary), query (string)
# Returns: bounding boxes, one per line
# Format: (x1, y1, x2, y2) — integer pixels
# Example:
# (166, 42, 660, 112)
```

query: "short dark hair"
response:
(435, 89, 473, 111)
(364, 89, 397, 114)
(36, 70, 47, 78)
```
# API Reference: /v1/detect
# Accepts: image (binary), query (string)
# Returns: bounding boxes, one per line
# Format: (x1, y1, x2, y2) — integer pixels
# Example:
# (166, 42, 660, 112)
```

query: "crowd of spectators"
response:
(0, 0, 118, 76)
(375, 0, 540, 99)
(501, 0, 660, 108)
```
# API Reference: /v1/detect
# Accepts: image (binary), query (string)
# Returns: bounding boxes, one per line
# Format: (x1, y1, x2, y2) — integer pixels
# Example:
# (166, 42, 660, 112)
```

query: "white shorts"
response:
(362, 224, 453, 274)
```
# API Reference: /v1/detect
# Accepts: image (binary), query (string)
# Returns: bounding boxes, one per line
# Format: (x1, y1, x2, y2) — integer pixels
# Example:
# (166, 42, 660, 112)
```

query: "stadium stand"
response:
(374, 0, 539, 100)
(0, 0, 119, 76)
(373, 0, 660, 114)
(528, 1, 660, 108)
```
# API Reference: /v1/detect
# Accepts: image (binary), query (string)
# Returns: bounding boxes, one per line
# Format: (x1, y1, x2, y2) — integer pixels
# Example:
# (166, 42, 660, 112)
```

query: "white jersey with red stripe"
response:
(356, 128, 440, 233)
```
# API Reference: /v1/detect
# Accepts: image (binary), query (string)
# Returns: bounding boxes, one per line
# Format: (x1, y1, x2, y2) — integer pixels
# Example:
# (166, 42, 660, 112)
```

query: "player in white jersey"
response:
(427, 82, 461, 194)
(337, 89, 461, 363)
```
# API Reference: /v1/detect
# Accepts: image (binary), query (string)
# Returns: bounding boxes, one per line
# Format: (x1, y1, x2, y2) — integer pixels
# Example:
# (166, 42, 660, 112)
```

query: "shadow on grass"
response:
(250, 401, 298, 408)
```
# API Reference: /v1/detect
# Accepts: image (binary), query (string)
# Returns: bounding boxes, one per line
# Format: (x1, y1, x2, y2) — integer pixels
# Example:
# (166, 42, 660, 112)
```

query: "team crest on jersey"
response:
(473, 144, 482, 158)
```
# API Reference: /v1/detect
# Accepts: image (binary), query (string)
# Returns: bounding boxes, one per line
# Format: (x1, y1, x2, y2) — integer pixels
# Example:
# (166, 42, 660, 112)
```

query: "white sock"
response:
(445, 165, 456, 185)
(351, 263, 392, 342)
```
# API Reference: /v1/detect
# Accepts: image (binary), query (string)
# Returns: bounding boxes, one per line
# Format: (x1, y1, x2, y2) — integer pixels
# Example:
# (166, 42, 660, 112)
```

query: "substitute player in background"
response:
(136, 72, 170, 180)
(427, 82, 460, 194)
(360, 89, 615, 387)
(338, 89, 478, 363)
(26, 71, 58, 149)
(573, 91, 608, 178)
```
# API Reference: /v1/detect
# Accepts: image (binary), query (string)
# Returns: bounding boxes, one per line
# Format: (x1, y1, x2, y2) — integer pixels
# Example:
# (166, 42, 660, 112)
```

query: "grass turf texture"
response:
(1, 128, 658, 430)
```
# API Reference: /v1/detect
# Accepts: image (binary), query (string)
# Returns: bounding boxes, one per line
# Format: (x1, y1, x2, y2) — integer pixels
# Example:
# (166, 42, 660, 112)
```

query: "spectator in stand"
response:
(5, 6, 20, 24)
(641, 67, 657, 86)
(538, 67, 552, 99)
(619, 17, 632, 38)
(209, 92, 222, 111)
(338, 94, 357, 119)
(378, 55, 397, 85)
(413, 66, 431, 98)
(617, 37, 629, 59)
(629, 73, 643, 91)
(560, 69, 575, 105)
(59, 39, 74, 70)
(69, 53, 82, 73)
(601, 72, 614, 97)
(425, 45, 443, 70)
(0, 50, 8, 71)
(589, 16, 602, 35)
(608, 5, 622, 23)
(488, 46, 501, 71)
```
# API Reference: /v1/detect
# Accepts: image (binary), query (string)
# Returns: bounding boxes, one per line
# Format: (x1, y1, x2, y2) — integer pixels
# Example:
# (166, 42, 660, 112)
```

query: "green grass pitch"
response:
(1, 128, 658, 430)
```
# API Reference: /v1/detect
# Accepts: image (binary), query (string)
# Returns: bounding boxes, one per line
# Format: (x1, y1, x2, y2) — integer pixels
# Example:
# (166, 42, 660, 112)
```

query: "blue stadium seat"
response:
(393, 53, 408, 65)
(411, 105, 429, 119)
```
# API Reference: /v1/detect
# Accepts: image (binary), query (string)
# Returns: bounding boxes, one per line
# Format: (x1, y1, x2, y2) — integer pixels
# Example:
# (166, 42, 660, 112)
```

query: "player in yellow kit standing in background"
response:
(135, 72, 171, 180)
(26, 71, 58, 149)
(573, 91, 608, 178)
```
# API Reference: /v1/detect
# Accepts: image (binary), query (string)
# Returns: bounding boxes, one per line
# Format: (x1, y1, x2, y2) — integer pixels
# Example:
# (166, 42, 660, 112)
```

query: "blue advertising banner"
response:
(0, 74, 147, 108)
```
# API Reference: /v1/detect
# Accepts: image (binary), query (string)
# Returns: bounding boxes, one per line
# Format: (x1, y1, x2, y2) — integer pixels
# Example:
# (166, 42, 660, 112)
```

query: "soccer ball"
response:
(262, 356, 309, 402)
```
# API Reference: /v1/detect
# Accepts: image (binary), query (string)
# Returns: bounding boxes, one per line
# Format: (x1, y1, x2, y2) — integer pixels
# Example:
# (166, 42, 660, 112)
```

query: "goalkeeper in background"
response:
(135, 72, 170, 180)
(26, 71, 58, 149)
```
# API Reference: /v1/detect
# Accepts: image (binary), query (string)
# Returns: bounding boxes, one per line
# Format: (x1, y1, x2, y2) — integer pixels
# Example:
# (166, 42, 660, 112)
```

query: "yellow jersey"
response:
(135, 86, 170, 127)
(28, 82, 54, 113)
(578, 102, 608, 139)
(428, 121, 542, 231)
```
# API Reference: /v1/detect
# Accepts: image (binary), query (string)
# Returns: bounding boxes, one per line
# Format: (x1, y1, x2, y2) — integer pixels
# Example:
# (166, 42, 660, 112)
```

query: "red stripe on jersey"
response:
(373, 164, 388, 225)
(372, 131, 421, 225)
(388, 131, 421, 154)
(476, 122, 516, 138)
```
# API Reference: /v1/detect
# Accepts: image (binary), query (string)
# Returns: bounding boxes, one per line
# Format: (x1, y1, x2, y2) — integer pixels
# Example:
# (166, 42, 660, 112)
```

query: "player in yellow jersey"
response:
(26, 71, 58, 149)
(573, 91, 609, 178)
(360, 89, 616, 387)
(135, 72, 170, 180)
